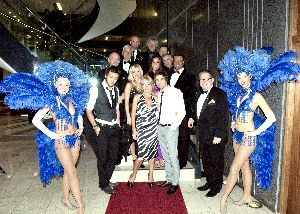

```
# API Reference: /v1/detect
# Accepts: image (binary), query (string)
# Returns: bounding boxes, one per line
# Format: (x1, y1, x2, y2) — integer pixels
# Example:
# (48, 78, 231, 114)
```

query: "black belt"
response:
(159, 124, 171, 127)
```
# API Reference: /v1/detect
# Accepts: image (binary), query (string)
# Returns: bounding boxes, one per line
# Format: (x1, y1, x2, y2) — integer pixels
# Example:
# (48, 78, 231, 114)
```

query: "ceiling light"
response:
(105, 37, 108, 40)
(153, 12, 158, 17)
(55, 3, 63, 11)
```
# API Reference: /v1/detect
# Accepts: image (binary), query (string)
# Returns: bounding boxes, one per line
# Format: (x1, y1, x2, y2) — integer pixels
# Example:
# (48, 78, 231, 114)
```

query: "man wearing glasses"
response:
(188, 70, 229, 197)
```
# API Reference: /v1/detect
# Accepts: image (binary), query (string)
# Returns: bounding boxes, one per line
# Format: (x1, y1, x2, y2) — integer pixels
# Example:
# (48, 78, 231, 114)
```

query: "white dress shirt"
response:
(197, 87, 212, 118)
(86, 80, 119, 125)
(123, 59, 130, 73)
(158, 86, 186, 130)
(170, 67, 184, 87)
(133, 50, 137, 61)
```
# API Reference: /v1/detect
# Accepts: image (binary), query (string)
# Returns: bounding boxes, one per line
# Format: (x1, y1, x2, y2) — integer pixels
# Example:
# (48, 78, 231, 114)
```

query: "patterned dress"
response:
(136, 94, 158, 160)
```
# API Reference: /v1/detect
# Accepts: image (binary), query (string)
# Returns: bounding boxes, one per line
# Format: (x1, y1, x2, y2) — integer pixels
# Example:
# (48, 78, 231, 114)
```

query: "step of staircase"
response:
(110, 155, 195, 182)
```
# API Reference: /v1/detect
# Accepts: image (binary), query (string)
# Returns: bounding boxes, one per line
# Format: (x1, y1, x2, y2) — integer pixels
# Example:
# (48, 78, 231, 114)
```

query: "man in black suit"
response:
(130, 36, 145, 70)
(170, 53, 197, 169)
(188, 70, 229, 197)
(117, 45, 133, 163)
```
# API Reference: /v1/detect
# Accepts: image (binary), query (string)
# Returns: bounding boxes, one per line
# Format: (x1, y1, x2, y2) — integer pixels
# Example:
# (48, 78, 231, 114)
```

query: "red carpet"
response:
(106, 182, 188, 214)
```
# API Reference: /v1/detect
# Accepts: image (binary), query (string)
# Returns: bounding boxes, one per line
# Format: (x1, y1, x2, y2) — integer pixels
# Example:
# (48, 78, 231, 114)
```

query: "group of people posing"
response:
(86, 35, 197, 198)
(2, 36, 300, 214)
(82, 36, 281, 214)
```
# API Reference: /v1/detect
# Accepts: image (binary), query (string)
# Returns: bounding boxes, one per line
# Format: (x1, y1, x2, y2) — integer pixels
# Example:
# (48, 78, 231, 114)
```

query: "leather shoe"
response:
(157, 181, 172, 188)
(101, 186, 116, 194)
(166, 185, 178, 195)
(205, 189, 219, 197)
(197, 183, 210, 191)
(109, 182, 119, 188)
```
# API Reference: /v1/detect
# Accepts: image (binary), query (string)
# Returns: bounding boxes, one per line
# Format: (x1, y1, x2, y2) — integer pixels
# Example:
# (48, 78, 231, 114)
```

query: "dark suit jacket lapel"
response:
(200, 94, 211, 115)
(174, 69, 186, 88)
(200, 87, 216, 115)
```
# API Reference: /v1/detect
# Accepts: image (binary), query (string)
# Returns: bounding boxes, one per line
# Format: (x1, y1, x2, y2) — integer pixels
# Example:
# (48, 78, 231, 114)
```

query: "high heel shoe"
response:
(148, 173, 154, 187)
(61, 199, 77, 210)
(233, 197, 253, 206)
(127, 174, 134, 187)
(148, 182, 154, 188)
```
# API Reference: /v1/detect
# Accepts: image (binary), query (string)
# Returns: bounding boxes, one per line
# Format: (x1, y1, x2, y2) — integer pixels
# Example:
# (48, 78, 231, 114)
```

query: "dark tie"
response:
(173, 69, 180, 74)
(201, 90, 208, 95)
(158, 92, 164, 123)
(107, 87, 114, 108)
(124, 60, 130, 64)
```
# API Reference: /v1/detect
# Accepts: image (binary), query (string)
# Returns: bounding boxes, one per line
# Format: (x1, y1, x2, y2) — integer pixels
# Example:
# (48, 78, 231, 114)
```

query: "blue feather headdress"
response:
(218, 46, 300, 114)
(0, 60, 91, 115)
(34, 60, 91, 115)
(218, 46, 300, 190)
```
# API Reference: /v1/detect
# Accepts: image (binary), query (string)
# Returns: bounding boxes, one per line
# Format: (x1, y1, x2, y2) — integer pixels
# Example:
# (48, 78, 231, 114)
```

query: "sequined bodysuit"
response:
(233, 94, 257, 146)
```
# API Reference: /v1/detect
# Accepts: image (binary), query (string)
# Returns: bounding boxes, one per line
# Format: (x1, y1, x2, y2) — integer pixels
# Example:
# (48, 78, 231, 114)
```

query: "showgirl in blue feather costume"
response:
(0, 60, 90, 213)
(218, 46, 300, 214)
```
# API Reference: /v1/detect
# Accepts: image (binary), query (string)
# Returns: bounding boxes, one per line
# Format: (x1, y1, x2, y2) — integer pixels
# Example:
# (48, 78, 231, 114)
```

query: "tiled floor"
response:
(0, 113, 275, 214)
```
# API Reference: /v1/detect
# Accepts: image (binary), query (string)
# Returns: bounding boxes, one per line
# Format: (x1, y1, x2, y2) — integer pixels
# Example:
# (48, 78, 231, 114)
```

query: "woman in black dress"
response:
(124, 64, 143, 164)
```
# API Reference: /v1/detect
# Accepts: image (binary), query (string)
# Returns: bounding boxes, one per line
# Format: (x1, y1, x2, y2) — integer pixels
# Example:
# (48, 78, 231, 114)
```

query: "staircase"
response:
(0, 22, 40, 73)
(111, 155, 195, 183)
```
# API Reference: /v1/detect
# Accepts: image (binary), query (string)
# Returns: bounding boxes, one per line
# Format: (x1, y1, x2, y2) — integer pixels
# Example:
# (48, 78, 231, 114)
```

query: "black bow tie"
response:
(201, 90, 208, 94)
(124, 61, 130, 64)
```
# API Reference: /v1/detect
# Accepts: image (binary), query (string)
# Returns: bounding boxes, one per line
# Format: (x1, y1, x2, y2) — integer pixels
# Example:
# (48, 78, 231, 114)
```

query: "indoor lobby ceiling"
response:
(0, 0, 198, 54)
(0, 0, 96, 16)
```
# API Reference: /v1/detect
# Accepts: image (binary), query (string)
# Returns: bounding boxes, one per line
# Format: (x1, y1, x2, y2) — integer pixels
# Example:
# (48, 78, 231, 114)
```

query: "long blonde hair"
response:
(128, 64, 143, 92)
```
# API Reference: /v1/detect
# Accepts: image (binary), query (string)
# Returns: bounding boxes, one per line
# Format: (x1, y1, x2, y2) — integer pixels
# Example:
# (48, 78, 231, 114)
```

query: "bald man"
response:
(98, 52, 121, 80)
(130, 35, 146, 72)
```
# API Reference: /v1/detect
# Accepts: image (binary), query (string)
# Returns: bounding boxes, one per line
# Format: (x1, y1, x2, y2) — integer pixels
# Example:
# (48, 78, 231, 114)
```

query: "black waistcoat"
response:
(94, 84, 118, 122)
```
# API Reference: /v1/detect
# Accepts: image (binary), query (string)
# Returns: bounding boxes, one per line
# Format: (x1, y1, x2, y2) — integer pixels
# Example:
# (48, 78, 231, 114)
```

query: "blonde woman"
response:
(128, 74, 158, 187)
(124, 64, 144, 167)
